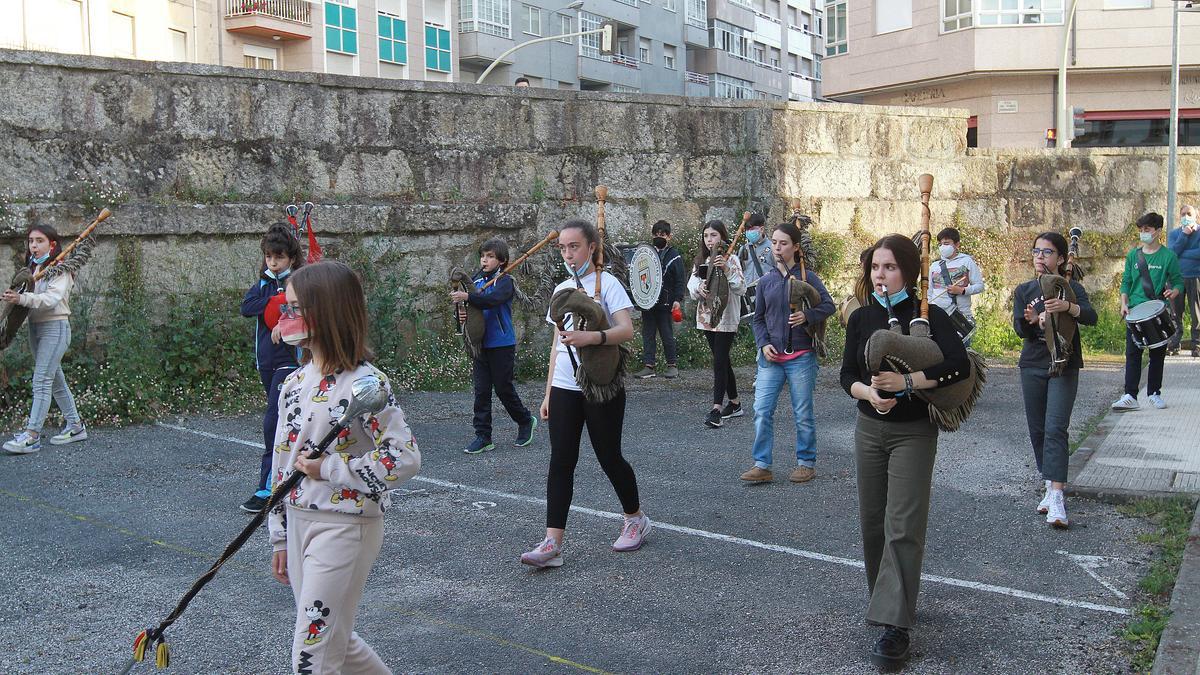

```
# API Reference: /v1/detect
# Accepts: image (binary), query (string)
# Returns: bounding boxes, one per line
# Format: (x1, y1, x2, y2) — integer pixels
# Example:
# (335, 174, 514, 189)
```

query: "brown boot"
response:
(788, 466, 816, 483)
(740, 466, 774, 483)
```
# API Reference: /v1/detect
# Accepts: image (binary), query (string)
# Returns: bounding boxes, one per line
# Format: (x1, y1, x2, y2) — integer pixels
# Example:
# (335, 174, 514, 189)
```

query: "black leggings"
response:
(704, 330, 738, 406)
(546, 387, 640, 529)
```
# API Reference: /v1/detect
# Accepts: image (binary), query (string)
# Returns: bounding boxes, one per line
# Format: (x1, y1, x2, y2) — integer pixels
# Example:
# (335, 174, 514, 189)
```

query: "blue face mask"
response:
(564, 259, 591, 278)
(264, 268, 291, 281)
(871, 287, 910, 308)
(745, 230, 762, 245)
(31, 252, 50, 265)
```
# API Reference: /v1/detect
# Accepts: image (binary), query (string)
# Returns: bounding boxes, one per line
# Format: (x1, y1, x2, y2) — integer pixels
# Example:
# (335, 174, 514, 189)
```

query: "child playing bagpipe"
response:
(448, 237, 537, 455)
(269, 260, 420, 675)
(238, 223, 303, 513)
(2, 224, 87, 454)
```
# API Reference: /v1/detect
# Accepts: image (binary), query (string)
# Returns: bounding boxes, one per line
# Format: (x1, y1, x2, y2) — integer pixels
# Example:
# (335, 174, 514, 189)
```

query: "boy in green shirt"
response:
(1113, 212, 1183, 411)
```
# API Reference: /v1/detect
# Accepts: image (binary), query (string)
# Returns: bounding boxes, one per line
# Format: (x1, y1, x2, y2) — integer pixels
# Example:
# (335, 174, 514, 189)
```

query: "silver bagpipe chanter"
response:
(863, 175, 987, 432)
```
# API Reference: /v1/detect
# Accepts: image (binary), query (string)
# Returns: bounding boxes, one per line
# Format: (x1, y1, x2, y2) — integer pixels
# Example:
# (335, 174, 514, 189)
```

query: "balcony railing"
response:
(685, 71, 710, 85)
(225, 0, 311, 24)
(611, 53, 640, 69)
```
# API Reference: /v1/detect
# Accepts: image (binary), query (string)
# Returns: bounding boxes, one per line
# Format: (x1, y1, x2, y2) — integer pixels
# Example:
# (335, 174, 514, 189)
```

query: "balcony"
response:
(611, 53, 640, 69)
(224, 0, 312, 41)
(685, 71, 709, 85)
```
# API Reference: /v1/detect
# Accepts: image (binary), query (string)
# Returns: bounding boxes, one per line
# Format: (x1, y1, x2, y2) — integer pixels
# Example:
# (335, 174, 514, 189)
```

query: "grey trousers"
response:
(1019, 367, 1079, 484)
(25, 320, 81, 433)
(854, 414, 938, 629)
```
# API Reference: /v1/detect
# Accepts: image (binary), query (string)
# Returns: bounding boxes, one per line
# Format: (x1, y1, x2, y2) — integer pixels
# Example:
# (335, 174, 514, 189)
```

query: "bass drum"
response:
(629, 244, 663, 311)
(1126, 300, 1177, 349)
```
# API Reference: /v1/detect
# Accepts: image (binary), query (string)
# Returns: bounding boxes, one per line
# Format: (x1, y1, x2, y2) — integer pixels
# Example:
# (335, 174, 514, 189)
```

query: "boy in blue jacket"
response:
(1168, 204, 1200, 356)
(450, 238, 537, 454)
(238, 224, 302, 513)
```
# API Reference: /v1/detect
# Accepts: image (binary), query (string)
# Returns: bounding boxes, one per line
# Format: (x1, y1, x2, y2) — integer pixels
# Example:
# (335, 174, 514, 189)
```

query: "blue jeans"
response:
(25, 319, 81, 433)
(751, 351, 818, 469)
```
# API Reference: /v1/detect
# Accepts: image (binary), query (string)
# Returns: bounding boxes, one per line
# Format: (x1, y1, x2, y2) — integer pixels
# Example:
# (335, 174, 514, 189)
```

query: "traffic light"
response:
(1071, 106, 1087, 140)
(600, 21, 616, 55)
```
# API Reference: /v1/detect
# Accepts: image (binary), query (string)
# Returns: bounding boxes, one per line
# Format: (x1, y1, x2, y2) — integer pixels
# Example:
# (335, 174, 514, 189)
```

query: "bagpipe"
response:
(863, 175, 987, 432)
(1, 208, 110, 350)
(119, 375, 389, 674)
(450, 229, 560, 360)
(701, 211, 750, 323)
(1039, 226, 1085, 376)
(548, 185, 629, 404)
(780, 202, 826, 357)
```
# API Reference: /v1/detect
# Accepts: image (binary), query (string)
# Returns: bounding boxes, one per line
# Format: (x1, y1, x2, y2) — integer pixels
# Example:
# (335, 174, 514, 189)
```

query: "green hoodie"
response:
(1121, 245, 1183, 308)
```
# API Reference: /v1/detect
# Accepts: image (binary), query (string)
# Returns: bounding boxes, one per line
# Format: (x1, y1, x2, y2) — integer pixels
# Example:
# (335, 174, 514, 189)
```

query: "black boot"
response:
(870, 625, 911, 672)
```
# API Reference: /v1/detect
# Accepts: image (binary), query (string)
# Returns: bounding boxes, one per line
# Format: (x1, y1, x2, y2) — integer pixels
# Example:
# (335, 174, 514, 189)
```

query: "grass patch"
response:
(1117, 496, 1197, 673)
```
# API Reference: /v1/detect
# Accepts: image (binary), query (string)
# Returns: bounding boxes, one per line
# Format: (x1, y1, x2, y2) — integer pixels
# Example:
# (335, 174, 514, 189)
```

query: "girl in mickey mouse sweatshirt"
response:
(267, 261, 420, 675)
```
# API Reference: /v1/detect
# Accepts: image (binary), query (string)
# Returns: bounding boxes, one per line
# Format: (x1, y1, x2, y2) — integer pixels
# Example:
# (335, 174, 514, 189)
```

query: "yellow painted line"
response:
(0, 487, 614, 673)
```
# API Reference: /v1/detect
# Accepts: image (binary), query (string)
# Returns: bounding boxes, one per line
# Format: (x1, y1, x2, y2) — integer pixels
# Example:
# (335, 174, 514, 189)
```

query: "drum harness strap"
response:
(1136, 251, 1159, 303)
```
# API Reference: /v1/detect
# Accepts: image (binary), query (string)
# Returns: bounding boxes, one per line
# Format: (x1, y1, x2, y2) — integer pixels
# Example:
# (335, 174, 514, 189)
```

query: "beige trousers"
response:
(286, 507, 389, 675)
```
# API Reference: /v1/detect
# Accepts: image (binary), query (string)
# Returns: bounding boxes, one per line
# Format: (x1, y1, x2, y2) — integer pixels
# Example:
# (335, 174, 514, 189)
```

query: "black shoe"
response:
(870, 626, 911, 672)
(515, 417, 538, 447)
(1192, 346, 1199, 358)
(240, 494, 268, 513)
(705, 409, 723, 428)
(1169, 346, 1181, 356)
(464, 437, 495, 455)
(720, 402, 744, 419)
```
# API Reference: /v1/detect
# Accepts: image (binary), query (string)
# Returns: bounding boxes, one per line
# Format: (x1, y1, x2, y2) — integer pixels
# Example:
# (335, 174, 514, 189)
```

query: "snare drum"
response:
(1125, 300, 1177, 349)
(739, 281, 758, 321)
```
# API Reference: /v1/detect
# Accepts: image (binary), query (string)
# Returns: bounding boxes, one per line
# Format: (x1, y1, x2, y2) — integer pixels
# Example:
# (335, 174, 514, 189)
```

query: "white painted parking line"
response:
(159, 422, 1132, 617)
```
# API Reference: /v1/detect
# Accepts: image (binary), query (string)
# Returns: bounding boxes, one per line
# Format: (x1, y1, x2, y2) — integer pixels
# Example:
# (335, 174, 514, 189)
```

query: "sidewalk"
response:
(1070, 358, 1200, 499)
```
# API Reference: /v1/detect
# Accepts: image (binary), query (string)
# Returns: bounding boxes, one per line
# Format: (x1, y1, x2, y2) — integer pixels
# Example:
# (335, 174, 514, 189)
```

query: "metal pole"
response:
(1056, 0, 1081, 148)
(476, 27, 605, 84)
(1168, 0, 1181, 235)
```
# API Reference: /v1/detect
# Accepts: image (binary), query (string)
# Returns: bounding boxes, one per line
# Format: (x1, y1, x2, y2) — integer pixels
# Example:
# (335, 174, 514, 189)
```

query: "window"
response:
(788, 53, 798, 72)
(729, 0, 754, 10)
(425, 23, 451, 71)
(978, 0, 1064, 26)
(580, 12, 606, 59)
(378, 12, 408, 64)
(876, 0, 912, 34)
(459, 0, 511, 38)
(111, 12, 135, 58)
(559, 15, 574, 43)
(711, 73, 755, 99)
(686, 0, 707, 29)
(169, 29, 188, 62)
(243, 45, 277, 69)
(639, 38, 652, 63)
(665, 0, 677, 11)
(943, 0, 972, 32)
(1103, 0, 1151, 7)
(664, 43, 677, 69)
(711, 20, 750, 60)
(753, 43, 765, 63)
(611, 84, 640, 92)
(769, 47, 781, 70)
(814, 53, 822, 80)
(824, 1, 846, 56)
(325, 1, 358, 55)
(522, 5, 541, 35)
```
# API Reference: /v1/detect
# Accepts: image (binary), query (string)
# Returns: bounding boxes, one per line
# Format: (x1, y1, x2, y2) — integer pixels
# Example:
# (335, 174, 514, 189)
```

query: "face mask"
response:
(31, 252, 50, 265)
(938, 244, 955, 259)
(564, 259, 591, 278)
(278, 315, 310, 346)
(264, 267, 291, 281)
(871, 287, 910, 308)
(1183, 216, 1195, 227)
(1139, 232, 1155, 244)
(745, 230, 762, 245)
(653, 236, 667, 249)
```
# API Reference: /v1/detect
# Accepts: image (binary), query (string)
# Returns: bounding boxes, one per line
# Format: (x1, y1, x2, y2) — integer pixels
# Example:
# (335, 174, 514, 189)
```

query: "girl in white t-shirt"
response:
(520, 219, 651, 568)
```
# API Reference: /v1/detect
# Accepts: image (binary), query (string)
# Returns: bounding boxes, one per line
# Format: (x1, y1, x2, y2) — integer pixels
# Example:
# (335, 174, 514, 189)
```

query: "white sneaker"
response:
(1046, 490, 1069, 529)
(1037, 480, 1052, 514)
(1111, 394, 1139, 411)
(3, 431, 41, 455)
(49, 423, 87, 445)
(1148, 394, 1167, 409)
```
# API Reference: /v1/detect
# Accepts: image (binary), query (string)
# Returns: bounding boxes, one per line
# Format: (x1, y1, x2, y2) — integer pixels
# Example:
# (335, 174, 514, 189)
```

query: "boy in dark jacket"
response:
(1167, 204, 1200, 356)
(634, 220, 685, 379)
(450, 238, 537, 454)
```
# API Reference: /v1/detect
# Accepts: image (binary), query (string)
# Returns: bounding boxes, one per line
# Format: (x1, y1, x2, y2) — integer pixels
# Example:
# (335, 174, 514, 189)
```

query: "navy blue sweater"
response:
(240, 272, 301, 372)
(1168, 227, 1200, 279)
(751, 265, 836, 354)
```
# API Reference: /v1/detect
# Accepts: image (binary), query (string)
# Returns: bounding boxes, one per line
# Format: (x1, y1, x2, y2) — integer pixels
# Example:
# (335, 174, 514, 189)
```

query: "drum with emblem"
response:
(629, 244, 663, 311)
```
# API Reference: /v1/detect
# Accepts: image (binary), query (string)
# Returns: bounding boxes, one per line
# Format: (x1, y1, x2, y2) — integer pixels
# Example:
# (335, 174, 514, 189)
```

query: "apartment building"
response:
(821, 0, 1200, 148)
(458, 0, 824, 100)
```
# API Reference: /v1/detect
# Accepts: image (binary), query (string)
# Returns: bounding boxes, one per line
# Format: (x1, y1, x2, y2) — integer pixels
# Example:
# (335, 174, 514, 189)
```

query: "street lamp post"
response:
(1056, 0, 1081, 149)
(548, 0, 585, 88)
(1168, 2, 1200, 234)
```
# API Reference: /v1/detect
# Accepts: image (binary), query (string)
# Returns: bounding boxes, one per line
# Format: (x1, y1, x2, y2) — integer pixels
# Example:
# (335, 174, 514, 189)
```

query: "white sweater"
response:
(268, 361, 421, 552)
(18, 270, 72, 323)
(927, 253, 984, 317)
(687, 256, 746, 332)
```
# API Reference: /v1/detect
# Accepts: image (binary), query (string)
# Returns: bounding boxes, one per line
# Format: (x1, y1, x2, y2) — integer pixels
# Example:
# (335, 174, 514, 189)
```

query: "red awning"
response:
(1084, 108, 1200, 121)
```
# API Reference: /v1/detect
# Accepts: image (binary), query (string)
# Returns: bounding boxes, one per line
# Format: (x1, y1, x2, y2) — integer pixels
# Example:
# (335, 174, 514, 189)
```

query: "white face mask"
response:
(938, 244, 955, 259)
(1139, 232, 1155, 244)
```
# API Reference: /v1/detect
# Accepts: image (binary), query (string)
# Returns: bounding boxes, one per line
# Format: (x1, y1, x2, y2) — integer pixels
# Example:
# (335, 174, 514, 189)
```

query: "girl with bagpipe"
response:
(743, 219, 835, 484)
(268, 260, 421, 674)
(687, 219, 747, 428)
(1013, 231, 1097, 529)
(839, 234, 972, 671)
(521, 217, 650, 568)
(237, 223, 304, 513)
(2, 224, 87, 454)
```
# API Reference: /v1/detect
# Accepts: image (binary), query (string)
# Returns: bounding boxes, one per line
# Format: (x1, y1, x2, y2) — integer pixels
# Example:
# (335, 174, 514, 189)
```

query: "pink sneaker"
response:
(520, 537, 563, 568)
(612, 514, 651, 552)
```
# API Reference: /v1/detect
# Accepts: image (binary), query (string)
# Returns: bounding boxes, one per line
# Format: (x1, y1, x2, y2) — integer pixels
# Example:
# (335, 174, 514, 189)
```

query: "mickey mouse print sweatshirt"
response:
(268, 361, 421, 552)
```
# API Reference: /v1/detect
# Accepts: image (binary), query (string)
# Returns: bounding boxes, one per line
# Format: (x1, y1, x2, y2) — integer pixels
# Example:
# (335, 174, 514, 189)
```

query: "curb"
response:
(1151, 502, 1200, 675)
